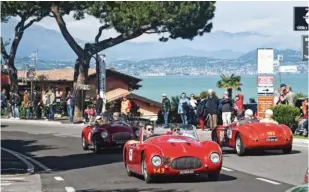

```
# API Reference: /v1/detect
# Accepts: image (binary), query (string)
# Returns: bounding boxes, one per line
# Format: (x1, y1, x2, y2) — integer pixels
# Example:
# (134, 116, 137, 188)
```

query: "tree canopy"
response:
(47, 1, 217, 121)
(1, 1, 52, 91)
(50, 1, 216, 59)
(217, 74, 242, 91)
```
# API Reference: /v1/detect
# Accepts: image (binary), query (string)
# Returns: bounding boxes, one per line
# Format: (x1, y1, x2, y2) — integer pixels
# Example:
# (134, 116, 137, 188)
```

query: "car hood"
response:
(242, 123, 286, 139)
(145, 136, 208, 157)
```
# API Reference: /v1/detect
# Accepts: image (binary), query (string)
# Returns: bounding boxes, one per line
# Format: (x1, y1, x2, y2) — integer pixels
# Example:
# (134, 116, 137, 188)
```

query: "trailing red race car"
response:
(81, 117, 140, 154)
(211, 122, 293, 156)
(304, 168, 308, 184)
(123, 123, 223, 183)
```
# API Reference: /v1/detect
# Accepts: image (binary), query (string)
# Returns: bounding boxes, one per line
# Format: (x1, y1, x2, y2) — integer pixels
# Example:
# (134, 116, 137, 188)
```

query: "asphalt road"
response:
(1, 120, 307, 192)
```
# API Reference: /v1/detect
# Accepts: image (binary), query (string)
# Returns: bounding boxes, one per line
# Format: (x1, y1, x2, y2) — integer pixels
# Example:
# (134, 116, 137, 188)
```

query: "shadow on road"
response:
(1, 137, 123, 172)
(1, 139, 56, 154)
(1, 124, 9, 128)
(222, 149, 301, 156)
(76, 188, 191, 192)
(131, 173, 236, 184)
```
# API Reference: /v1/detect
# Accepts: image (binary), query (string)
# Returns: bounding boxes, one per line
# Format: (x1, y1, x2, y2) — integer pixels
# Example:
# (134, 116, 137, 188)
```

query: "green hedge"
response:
(271, 105, 301, 128)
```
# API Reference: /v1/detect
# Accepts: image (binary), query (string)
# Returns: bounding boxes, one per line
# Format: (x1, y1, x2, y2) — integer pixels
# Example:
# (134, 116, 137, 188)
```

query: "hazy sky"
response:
(35, 1, 308, 42)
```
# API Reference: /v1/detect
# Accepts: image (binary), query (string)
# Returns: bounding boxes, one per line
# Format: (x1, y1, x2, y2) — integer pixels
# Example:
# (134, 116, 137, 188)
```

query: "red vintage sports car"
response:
(123, 124, 223, 183)
(81, 118, 140, 153)
(211, 122, 293, 156)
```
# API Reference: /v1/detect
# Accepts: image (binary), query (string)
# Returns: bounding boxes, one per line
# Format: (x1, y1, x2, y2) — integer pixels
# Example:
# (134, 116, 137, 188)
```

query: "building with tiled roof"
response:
(16, 68, 161, 120)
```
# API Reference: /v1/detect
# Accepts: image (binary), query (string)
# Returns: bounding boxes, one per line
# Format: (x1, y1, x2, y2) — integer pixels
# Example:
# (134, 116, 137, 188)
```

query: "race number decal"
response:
(219, 131, 224, 142)
(153, 168, 165, 174)
(267, 131, 275, 136)
(88, 132, 91, 141)
(227, 129, 232, 139)
(129, 148, 133, 161)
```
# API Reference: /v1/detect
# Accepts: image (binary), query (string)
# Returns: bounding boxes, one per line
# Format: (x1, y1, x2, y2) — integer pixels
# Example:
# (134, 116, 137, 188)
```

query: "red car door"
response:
(128, 144, 143, 174)
(83, 126, 92, 144)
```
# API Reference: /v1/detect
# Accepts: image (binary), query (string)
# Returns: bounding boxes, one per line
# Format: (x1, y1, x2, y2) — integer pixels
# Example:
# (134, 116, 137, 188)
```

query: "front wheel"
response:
(142, 156, 153, 183)
(208, 173, 220, 181)
(211, 130, 219, 144)
(235, 134, 245, 156)
(81, 135, 89, 150)
(93, 139, 102, 154)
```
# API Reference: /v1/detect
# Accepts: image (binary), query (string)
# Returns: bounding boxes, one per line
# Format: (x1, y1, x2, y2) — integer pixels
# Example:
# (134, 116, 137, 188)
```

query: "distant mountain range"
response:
(1, 18, 303, 62)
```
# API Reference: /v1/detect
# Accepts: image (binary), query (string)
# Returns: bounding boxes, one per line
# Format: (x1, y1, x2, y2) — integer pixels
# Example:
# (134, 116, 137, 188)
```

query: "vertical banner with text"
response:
(99, 55, 106, 104)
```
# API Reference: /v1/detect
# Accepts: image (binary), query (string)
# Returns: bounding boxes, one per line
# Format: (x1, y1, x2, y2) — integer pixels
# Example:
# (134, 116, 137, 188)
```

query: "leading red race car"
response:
(123, 124, 223, 183)
(211, 122, 293, 156)
(81, 117, 140, 153)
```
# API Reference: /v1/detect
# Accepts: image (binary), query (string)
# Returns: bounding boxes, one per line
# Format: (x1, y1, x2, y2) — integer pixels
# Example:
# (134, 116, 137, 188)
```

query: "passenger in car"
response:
(171, 124, 181, 136)
(237, 109, 259, 126)
(259, 109, 279, 124)
(127, 123, 154, 144)
(110, 112, 124, 123)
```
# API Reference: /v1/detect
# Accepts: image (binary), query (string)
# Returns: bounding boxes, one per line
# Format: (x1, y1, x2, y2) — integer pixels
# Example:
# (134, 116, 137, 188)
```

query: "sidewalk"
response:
(1, 118, 83, 125)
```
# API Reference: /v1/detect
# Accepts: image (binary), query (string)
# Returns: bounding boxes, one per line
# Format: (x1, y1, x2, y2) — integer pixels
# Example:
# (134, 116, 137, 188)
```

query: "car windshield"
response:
(141, 123, 198, 142)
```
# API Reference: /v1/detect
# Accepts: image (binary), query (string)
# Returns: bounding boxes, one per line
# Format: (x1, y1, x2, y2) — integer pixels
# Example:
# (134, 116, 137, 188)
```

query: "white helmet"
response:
(265, 109, 273, 117)
(244, 109, 253, 117)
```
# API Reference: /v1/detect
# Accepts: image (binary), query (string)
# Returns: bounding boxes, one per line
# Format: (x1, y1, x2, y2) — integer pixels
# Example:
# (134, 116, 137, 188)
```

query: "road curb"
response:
(1, 119, 62, 125)
(1, 147, 34, 174)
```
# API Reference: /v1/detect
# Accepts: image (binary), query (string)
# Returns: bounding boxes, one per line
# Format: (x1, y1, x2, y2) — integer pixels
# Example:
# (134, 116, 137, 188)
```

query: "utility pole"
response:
(277, 54, 283, 85)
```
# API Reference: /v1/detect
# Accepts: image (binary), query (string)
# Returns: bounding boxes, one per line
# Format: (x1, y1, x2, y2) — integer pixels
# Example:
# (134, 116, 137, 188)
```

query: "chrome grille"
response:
(171, 157, 202, 170)
(112, 132, 132, 142)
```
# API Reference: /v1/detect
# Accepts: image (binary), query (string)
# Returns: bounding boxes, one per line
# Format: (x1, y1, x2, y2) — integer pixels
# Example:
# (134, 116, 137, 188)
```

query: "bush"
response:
(271, 105, 301, 128)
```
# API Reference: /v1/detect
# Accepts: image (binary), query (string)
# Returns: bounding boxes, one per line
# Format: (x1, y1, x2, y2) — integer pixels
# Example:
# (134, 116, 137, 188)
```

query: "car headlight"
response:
(226, 129, 232, 139)
(134, 129, 140, 137)
(151, 155, 162, 167)
(209, 152, 220, 163)
(101, 130, 108, 138)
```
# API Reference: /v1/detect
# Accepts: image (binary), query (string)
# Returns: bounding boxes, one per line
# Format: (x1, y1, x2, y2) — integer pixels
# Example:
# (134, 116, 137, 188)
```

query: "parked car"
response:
(211, 122, 293, 156)
(123, 124, 223, 183)
(81, 117, 140, 154)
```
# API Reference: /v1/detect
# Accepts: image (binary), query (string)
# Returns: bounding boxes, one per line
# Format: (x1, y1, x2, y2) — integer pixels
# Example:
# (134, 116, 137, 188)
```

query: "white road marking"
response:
(54, 177, 64, 181)
(1, 147, 34, 174)
(0, 183, 12, 186)
(1, 177, 25, 181)
(65, 187, 76, 192)
(256, 178, 281, 185)
(222, 167, 233, 171)
(17, 152, 52, 172)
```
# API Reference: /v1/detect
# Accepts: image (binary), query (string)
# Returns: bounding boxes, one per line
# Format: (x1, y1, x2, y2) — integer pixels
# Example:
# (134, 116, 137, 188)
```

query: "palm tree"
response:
(294, 92, 307, 103)
(170, 96, 180, 112)
(216, 74, 242, 97)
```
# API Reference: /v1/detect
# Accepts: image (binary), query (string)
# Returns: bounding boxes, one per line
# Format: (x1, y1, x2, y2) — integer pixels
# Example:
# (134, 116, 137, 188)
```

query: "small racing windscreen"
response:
(150, 123, 198, 140)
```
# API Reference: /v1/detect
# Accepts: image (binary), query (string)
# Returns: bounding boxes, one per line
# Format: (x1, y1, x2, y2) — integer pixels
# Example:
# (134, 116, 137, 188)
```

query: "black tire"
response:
(125, 151, 133, 177)
(211, 130, 219, 144)
(93, 139, 102, 154)
(235, 134, 245, 156)
(208, 173, 220, 181)
(81, 134, 89, 150)
(282, 146, 292, 154)
(141, 155, 153, 183)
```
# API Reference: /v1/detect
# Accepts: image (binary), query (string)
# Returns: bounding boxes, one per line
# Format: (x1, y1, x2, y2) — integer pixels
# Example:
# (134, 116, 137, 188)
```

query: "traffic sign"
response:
(257, 76, 274, 87)
(258, 87, 274, 94)
(78, 84, 90, 90)
(27, 68, 36, 80)
(257, 96, 274, 118)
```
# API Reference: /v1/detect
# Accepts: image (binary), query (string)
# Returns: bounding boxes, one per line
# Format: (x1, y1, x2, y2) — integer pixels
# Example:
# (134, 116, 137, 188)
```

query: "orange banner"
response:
(257, 96, 274, 118)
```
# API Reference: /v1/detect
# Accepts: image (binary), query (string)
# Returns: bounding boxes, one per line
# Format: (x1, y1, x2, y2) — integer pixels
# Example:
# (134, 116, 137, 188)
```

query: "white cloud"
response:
(35, 1, 309, 42)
